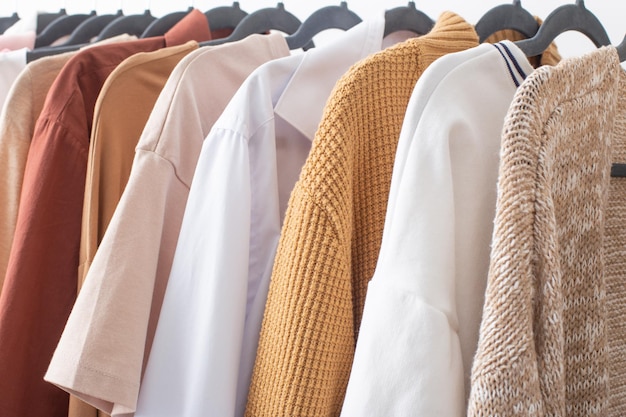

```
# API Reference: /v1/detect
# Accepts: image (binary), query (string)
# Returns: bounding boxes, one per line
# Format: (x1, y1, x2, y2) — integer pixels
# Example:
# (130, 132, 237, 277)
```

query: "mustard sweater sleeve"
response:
(246, 184, 353, 416)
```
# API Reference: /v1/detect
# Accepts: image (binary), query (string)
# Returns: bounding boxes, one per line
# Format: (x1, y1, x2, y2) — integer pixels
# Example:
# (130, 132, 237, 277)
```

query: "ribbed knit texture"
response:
(468, 47, 626, 416)
(606, 69, 626, 416)
(245, 13, 479, 417)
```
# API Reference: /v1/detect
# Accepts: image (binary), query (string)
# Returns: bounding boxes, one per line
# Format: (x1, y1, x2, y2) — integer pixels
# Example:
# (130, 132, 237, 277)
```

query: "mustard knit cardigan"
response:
(468, 46, 626, 416)
(245, 13, 478, 417)
(247, 12, 560, 417)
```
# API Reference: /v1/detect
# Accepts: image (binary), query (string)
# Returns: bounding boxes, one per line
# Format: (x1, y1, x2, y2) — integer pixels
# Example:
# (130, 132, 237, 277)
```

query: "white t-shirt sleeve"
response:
(135, 128, 251, 417)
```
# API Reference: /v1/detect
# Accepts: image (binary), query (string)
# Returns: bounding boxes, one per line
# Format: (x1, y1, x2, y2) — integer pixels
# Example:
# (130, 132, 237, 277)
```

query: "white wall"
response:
(1, 0, 624, 59)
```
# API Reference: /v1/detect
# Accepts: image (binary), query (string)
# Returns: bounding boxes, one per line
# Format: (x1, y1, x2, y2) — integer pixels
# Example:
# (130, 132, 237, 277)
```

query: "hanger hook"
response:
(146, 0, 151, 12)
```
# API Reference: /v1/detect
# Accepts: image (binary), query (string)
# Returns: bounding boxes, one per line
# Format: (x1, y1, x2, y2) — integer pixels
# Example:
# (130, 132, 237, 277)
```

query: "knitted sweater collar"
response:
(411, 11, 479, 58)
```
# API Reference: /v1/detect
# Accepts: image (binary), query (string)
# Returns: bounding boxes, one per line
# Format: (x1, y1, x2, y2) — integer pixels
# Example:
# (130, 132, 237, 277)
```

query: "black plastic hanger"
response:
(205, 2, 248, 34)
(141, 7, 192, 38)
(34, 10, 96, 48)
(285, 2, 361, 50)
(617, 34, 626, 62)
(26, 42, 83, 63)
(60, 10, 123, 46)
(475, 0, 540, 43)
(203, 3, 311, 48)
(516, 0, 610, 57)
(0, 12, 19, 34)
(384, 1, 434, 38)
(36, 9, 67, 35)
(96, 9, 155, 41)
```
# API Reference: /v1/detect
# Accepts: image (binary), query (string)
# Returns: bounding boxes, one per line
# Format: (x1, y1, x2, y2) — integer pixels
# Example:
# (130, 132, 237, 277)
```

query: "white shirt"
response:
(0, 48, 27, 112)
(135, 18, 385, 417)
(340, 41, 534, 417)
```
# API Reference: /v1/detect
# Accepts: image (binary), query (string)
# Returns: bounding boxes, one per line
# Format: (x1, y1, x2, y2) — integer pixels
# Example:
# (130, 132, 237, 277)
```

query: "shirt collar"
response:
(274, 16, 385, 141)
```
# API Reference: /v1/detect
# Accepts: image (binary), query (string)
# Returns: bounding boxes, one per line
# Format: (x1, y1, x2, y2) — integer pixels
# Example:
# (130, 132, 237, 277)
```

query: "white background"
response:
(1, 0, 625, 59)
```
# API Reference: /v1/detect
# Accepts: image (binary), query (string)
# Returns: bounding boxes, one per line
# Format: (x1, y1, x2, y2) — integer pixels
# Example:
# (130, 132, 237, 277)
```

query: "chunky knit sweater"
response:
(468, 46, 626, 416)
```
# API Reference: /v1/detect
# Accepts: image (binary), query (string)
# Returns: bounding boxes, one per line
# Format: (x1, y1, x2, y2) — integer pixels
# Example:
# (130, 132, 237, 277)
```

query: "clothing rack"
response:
(9, 1, 626, 54)
(1, 2, 625, 417)
(15, 1, 626, 174)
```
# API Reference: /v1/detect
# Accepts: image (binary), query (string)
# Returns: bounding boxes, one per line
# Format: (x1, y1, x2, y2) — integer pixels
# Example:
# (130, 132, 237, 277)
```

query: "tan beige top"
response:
(71, 40, 198, 417)
(468, 47, 626, 416)
(0, 51, 76, 293)
(79, 41, 198, 290)
(45, 33, 290, 417)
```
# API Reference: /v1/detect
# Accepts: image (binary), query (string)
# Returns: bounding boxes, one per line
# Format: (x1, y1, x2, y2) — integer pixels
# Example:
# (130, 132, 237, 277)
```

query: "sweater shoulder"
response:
(506, 47, 619, 145)
(298, 40, 427, 207)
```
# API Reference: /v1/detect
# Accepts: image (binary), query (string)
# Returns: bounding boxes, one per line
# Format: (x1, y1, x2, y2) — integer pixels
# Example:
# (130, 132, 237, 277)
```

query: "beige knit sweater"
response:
(468, 46, 626, 416)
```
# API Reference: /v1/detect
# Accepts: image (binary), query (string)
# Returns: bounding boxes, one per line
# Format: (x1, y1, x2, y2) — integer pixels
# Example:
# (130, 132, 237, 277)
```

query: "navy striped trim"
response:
(492, 43, 520, 87)
(499, 42, 528, 81)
